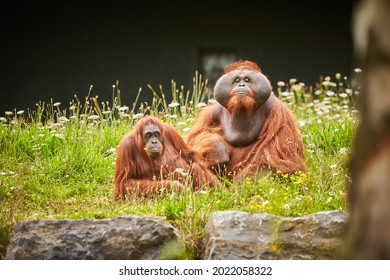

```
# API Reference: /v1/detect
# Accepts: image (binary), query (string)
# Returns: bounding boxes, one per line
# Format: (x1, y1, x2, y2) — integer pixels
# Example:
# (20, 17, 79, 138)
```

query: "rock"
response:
(203, 210, 348, 260)
(5, 215, 184, 260)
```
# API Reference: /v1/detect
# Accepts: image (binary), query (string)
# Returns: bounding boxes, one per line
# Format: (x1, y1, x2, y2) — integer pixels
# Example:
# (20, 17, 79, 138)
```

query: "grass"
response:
(0, 71, 360, 259)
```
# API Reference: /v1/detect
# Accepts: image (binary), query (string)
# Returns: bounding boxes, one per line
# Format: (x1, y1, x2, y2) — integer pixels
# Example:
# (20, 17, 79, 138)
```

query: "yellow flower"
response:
(269, 243, 279, 252)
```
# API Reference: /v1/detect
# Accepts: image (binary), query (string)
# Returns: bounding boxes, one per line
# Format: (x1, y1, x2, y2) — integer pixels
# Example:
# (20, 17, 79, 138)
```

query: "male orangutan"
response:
(187, 60, 306, 180)
(114, 116, 219, 199)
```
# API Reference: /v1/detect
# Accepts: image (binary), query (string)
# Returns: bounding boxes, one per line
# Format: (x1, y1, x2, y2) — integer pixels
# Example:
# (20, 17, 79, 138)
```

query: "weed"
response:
(0, 70, 359, 259)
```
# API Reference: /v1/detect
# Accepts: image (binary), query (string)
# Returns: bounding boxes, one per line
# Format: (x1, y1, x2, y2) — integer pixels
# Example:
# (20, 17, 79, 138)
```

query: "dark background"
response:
(0, 0, 354, 113)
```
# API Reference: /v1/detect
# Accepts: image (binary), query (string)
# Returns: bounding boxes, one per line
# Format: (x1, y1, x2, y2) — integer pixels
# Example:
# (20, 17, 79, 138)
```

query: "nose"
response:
(238, 83, 246, 87)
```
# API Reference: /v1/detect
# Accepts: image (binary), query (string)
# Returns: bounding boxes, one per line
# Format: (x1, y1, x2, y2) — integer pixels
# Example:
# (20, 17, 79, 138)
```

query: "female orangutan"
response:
(114, 116, 219, 199)
(187, 60, 306, 181)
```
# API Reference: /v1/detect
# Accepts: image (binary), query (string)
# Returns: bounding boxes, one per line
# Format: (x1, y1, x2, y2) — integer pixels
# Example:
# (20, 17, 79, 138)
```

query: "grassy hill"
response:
(0, 71, 359, 259)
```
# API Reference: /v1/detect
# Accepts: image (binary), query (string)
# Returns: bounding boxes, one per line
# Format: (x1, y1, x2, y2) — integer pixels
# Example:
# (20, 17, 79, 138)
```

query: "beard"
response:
(226, 95, 257, 118)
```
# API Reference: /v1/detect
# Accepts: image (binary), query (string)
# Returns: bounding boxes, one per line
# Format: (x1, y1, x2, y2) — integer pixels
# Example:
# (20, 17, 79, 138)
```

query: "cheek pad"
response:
(213, 76, 232, 106)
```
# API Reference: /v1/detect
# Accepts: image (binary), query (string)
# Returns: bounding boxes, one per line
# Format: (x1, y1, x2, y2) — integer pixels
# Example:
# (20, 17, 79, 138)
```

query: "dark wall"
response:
(0, 1, 353, 113)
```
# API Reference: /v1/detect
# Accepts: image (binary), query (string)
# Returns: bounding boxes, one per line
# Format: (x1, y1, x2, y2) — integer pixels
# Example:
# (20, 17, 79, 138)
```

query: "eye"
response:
(244, 77, 250, 82)
(154, 132, 160, 138)
(145, 132, 152, 138)
(234, 77, 240, 83)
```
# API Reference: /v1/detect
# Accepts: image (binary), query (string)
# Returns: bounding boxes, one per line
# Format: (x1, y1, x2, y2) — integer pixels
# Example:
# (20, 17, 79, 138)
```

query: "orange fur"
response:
(188, 97, 305, 180)
(114, 116, 219, 199)
(226, 87, 257, 117)
(187, 61, 305, 181)
(224, 60, 262, 73)
(227, 97, 305, 177)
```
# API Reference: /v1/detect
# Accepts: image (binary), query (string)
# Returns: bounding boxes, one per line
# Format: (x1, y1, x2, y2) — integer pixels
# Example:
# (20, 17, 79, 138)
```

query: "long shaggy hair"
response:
(226, 87, 257, 117)
(228, 97, 305, 176)
(187, 60, 306, 180)
(114, 116, 220, 198)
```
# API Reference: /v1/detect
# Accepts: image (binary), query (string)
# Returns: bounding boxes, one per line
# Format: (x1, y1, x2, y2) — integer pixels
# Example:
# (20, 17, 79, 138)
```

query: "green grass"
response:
(0, 71, 359, 259)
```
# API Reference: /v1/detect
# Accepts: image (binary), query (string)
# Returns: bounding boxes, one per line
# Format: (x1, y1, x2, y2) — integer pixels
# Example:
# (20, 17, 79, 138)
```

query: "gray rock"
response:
(203, 210, 348, 260)
(6, 215, 184, 260)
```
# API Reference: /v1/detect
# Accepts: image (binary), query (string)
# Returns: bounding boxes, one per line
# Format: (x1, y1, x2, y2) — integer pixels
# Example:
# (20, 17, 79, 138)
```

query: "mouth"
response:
(148, 148, 161, 157)
(235, 92, 248, 97)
